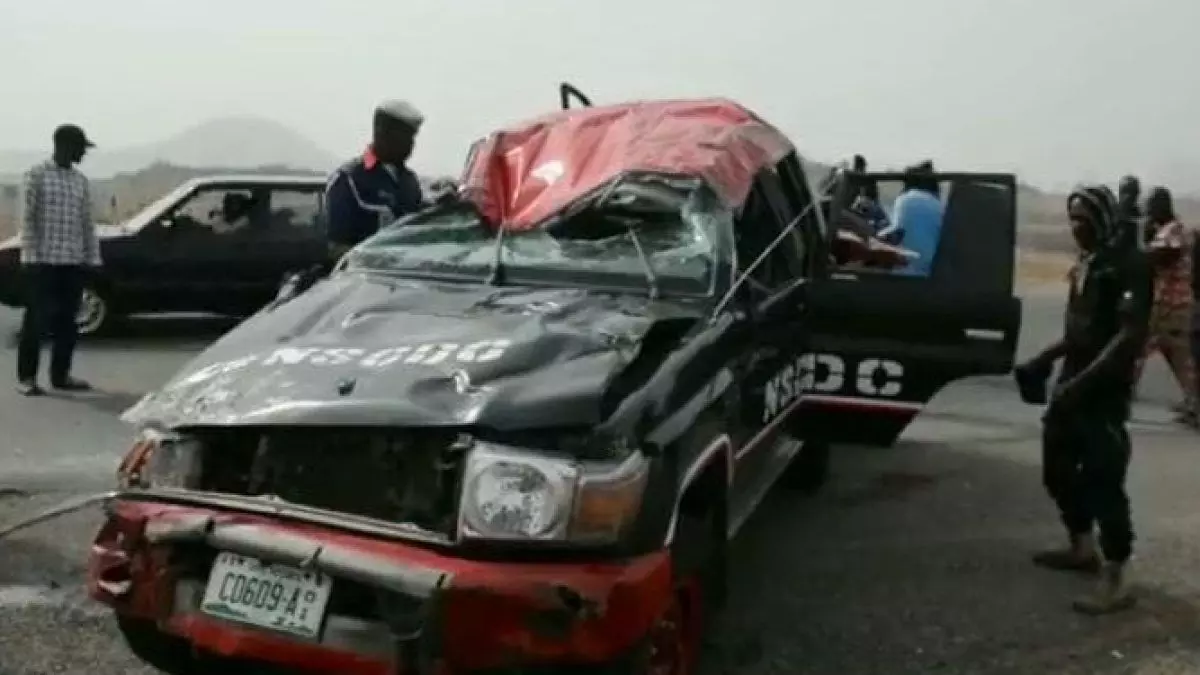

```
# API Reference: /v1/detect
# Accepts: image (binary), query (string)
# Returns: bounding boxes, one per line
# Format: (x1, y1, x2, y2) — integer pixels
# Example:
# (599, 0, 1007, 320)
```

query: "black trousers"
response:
(1042, 405, 1134, 563)
(17, 264, 85, 384)
(1192, 328, 1199, 386)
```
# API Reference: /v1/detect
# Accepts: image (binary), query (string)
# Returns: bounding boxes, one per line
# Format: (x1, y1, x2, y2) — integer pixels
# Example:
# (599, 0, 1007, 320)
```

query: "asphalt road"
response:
(0, 287, 1196, 675)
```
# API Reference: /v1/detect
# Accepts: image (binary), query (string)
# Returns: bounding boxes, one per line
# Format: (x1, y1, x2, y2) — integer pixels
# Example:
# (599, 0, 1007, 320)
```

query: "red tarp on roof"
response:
(460, 99, 795, 231)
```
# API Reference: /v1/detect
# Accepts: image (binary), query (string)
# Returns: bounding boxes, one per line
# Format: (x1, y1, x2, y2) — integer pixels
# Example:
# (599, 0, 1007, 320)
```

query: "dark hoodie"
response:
(1061, 185, 1153, 407)
(1069, 185, 1119, 246)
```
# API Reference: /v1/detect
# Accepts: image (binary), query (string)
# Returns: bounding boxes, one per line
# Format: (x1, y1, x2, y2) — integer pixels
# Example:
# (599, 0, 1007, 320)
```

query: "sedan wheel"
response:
(76, 286, 109, 335)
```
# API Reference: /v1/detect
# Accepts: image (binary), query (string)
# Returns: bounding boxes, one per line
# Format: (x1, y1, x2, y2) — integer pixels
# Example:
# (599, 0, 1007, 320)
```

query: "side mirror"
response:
(155, 217, 176, 234)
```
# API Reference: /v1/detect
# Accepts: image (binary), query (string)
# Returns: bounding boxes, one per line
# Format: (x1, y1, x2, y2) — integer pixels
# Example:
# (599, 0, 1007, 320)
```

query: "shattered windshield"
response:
(348, 179, 725, 295)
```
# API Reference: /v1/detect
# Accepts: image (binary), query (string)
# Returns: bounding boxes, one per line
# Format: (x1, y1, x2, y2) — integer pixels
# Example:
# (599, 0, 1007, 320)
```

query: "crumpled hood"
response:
(123, 273, 703, 430)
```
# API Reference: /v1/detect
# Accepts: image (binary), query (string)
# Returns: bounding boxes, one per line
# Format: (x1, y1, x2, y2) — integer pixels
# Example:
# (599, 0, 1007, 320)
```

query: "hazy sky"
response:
(2, 0, 1198, 189)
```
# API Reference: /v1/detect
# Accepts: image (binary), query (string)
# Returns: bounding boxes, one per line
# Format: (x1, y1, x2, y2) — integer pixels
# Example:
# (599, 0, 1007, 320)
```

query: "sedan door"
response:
(151, 186, 266, 315)
(242, 185, 329, 307)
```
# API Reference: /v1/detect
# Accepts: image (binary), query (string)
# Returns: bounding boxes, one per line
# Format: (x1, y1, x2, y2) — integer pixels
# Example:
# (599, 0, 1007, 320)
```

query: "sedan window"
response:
(267, 188, 325, 236)
(171, 188, 263, 236)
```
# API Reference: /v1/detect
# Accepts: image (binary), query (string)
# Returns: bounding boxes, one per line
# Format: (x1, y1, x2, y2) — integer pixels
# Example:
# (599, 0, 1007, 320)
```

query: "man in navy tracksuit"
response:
(324, 100, 425, 260)
(272, 101, 425, 302)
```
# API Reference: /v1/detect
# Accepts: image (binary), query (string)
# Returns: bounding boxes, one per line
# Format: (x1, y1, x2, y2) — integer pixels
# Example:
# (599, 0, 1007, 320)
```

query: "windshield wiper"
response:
(623, 221, 660, 299)
(486, 221, 507, 285)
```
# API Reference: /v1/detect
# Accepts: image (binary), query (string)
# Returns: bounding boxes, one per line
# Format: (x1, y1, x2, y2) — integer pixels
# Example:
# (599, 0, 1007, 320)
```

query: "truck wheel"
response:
(646, 512, 715, 675)
(859, 418, 909, 448)
(117, 617, 202, 675)
(781, 438, 831, 493)
(641, 422, 730, 675)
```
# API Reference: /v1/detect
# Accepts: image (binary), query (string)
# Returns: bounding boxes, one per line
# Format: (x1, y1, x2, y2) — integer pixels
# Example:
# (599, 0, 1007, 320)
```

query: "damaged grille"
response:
(196, 428, 466, 536)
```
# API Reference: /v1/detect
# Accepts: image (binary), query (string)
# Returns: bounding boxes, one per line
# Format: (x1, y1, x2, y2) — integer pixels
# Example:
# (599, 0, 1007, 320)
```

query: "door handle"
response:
(964, 328, 1004, 341)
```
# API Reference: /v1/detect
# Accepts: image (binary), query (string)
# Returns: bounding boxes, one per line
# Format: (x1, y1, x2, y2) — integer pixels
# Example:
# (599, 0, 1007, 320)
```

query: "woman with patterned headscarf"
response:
(1134, 186, 1198, 427)
(1014, 184, 1153, 614)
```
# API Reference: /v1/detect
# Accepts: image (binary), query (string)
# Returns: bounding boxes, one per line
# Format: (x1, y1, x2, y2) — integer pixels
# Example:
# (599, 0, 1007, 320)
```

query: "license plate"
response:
(199, 551, 332, 639)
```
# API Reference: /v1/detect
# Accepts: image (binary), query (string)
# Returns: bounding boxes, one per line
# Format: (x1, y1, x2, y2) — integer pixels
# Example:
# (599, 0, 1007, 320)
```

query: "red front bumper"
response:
(87, 499, 673, 674)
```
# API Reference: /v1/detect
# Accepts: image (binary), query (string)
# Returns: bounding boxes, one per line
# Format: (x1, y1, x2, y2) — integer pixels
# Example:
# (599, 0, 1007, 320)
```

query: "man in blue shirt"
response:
(324, 100, 425, 260)
(890, 161, 945, 277)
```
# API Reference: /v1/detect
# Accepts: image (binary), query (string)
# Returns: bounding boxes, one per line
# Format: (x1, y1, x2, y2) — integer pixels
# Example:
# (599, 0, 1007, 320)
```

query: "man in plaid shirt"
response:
(15, 124, 101, 396)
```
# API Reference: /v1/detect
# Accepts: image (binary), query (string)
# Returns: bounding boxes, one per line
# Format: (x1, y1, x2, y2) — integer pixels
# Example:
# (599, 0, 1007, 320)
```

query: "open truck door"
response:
(804, 170, 1023, 446)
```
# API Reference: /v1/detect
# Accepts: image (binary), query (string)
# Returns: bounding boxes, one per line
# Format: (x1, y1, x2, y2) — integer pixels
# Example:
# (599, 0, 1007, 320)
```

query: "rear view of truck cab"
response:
(804, 168, 1023, 447)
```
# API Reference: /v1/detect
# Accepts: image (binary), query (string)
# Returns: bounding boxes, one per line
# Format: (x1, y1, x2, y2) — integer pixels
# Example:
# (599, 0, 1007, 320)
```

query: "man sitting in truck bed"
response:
(848, 155, 894, 241)
(818, 164, 916, 271)
(890, 161, 945, 277)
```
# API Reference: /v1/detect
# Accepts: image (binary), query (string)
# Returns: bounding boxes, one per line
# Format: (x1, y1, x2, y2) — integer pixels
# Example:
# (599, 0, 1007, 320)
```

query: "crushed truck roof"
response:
(461, 98, 795, 231)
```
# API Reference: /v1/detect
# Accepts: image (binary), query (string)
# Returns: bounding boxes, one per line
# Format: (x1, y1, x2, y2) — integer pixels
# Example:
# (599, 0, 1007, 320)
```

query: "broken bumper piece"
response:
(88, 499, 672, 674)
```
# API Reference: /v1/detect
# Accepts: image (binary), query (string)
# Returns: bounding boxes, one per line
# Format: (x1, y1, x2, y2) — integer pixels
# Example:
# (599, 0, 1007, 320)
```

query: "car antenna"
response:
(483, 132, 511, 287)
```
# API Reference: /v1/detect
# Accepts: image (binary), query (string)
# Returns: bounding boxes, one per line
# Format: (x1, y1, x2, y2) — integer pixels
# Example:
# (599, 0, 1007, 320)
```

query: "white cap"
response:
(375, 99, 424, 131)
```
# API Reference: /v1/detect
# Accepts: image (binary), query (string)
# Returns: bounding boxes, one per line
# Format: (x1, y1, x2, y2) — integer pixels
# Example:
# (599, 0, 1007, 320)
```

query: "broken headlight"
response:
(117, 429, 203, 490)
(458, 442, 650, 545)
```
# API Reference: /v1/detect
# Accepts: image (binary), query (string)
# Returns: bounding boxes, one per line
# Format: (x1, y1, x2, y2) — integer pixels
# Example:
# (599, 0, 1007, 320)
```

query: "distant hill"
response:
(0, 116, 340, 180)
(1, 121, 1195, 255)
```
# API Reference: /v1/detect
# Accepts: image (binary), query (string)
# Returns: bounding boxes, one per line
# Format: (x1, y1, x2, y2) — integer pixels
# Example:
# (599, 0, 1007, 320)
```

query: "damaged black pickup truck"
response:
(87, 85, 1020, 674)
(90, 92, 833, 675)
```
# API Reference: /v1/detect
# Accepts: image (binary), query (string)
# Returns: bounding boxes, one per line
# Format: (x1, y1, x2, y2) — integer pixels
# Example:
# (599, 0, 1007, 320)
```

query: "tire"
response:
(781, 438, 831, 493)
(11, 284, 116, 341)
(639, 513, 714, 675)
(642, 442, 728, 675)
(76, 284, 114, 336)
(857, 418, 909, 448)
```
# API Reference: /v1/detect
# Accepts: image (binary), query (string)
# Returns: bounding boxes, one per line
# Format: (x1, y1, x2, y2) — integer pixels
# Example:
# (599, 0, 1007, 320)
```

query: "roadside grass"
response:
(1016, 249, 1073, 287)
